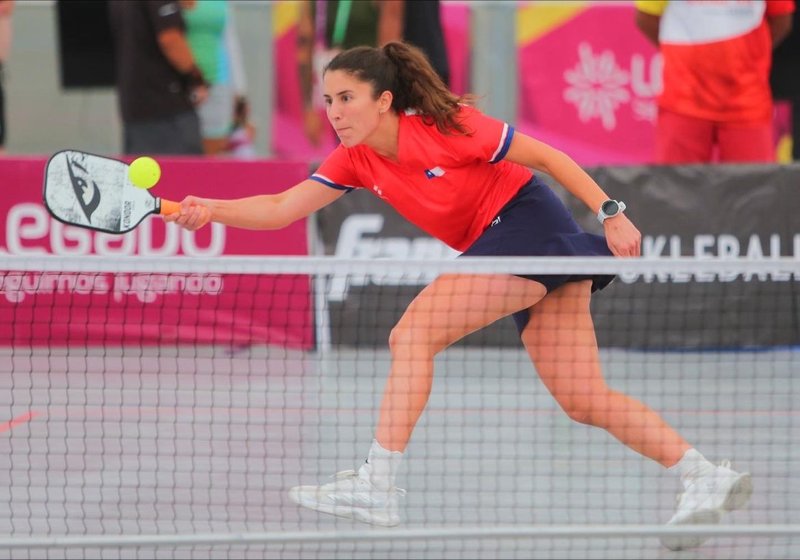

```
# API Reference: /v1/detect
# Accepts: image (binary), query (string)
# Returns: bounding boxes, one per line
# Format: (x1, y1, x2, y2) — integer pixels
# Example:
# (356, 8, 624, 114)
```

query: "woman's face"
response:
(323, 70, 390, 147)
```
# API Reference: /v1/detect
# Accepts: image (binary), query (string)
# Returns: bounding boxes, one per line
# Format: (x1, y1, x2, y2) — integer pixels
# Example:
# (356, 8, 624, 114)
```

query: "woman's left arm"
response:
(505, 132, 641, 257)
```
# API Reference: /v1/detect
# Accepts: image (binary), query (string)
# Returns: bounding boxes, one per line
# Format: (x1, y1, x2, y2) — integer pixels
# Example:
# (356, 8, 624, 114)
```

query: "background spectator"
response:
(0, 0, 13, 155)
(635, 0, 794, 164)
(403, 0, 450, 86)
(108, 0, 208, 156)
(182, 0, 254, 157)
(297, 0, 403, 147)
(296, 0, 450, 147)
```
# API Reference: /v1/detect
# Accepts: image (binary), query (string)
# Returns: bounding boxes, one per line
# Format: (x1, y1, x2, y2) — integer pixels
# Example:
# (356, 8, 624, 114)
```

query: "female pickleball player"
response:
(165, 42, 752, 550)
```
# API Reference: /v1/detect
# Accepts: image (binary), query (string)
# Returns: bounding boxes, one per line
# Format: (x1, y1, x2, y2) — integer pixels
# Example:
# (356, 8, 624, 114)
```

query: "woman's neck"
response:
(364, 112, 400, 161)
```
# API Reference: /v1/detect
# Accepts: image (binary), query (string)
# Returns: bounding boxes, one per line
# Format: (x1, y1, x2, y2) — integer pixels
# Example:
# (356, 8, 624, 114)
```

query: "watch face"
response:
(602, 200, 619, 215)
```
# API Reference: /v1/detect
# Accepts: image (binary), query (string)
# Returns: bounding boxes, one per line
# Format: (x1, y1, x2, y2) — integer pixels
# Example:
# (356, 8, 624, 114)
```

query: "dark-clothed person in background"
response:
(109, 0, 208, 155)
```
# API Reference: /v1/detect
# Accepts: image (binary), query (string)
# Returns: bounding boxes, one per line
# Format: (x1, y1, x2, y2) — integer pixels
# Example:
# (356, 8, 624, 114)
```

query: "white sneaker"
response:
(660, 461, 753, 551)
(288, 470, 405, 527)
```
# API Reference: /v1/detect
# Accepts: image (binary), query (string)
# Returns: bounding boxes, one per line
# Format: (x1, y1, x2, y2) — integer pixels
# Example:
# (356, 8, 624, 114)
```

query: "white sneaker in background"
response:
(288, 470, 405, 527)
(660, 460, 753, 551)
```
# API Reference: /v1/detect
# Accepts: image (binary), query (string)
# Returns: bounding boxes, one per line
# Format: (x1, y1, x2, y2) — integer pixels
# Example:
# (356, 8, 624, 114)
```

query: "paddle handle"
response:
(158, 199, 181, 215)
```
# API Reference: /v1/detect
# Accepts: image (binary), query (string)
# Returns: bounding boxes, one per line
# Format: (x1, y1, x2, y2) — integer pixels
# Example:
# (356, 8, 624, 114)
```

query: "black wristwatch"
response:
(596, 199, 626, 223)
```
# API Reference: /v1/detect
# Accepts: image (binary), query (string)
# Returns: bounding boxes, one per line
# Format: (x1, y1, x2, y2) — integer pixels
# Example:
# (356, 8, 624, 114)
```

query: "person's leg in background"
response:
(716, 118, 775, 163)
(197, 82, 235, 155)
(123, 111, 204, 156)
(656, 108, 715, 164)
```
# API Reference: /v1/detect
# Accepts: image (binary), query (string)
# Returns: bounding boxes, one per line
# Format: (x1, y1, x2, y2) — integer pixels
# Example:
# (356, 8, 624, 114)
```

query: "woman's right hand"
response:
(162, 196, 213, 231)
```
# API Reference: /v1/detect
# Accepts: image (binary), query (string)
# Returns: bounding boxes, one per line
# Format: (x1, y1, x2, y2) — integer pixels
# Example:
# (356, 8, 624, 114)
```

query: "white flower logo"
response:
(563, 42, 630, 131)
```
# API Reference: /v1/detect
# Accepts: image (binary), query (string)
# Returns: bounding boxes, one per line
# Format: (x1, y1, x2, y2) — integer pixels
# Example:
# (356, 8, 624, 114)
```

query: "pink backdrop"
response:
(517, 4, 660, 165)
(0, 158, 314, 349)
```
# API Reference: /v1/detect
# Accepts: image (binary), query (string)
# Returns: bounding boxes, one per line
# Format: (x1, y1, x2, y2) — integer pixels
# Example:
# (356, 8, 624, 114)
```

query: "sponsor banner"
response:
(0, 157, 314, 349)
(316, 164, 800, 349)
(270, 1, 470, 162)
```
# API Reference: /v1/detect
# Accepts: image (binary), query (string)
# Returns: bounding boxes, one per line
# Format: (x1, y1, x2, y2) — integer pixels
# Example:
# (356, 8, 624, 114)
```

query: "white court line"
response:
(0, 524, 798, 549)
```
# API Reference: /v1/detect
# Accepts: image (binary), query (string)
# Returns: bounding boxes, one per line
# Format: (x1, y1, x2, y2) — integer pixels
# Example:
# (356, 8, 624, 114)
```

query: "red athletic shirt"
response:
(311, 106, 533, 251)
(637, 0, 796, 122)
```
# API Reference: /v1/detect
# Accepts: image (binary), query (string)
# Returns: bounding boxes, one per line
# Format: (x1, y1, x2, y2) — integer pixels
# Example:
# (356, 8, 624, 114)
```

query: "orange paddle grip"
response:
(159, 199, 181, 215)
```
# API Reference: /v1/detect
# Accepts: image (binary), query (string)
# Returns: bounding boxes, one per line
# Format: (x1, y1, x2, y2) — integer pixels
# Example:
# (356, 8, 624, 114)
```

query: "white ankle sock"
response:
(358, 439, 403, 491)
(669, 448, 715, 487)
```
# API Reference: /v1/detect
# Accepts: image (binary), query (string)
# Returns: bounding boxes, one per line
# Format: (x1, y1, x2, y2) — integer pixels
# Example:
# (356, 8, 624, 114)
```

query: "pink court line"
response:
(0, 411, 38, 433)
(39, 405, 800, 422)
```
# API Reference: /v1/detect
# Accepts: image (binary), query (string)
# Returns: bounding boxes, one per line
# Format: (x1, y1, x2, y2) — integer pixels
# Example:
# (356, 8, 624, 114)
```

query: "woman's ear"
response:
(378, 90, 394, 113)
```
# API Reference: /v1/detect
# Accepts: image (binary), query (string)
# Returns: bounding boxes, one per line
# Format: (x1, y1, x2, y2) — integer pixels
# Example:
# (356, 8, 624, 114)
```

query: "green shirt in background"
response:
(317, 0, 380, 49)
(183, 0, 227, 84)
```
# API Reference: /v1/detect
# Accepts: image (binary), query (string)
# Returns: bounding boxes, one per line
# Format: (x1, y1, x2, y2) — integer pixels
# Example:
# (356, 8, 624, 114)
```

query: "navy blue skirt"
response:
(460, 176, 615, 333)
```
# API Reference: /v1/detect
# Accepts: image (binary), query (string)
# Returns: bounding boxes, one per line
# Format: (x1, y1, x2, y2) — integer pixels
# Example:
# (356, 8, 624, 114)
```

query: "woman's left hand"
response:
(603, 214, 641, 257)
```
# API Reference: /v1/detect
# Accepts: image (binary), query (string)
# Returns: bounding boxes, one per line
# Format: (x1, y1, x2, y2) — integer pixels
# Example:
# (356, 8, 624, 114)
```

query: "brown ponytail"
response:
(325, 42, 472, 135)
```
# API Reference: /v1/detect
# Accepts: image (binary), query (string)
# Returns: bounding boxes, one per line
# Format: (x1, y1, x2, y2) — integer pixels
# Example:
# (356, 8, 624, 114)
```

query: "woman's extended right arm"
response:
(163, 179, 347, 231)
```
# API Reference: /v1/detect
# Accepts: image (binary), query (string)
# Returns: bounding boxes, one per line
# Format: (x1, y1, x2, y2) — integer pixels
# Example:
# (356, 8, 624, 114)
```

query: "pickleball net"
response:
(0, 255, 798, 559)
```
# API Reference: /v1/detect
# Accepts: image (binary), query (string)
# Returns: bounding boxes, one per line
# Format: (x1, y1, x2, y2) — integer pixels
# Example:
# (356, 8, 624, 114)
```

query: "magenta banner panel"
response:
(516, 3, 660, 165)
(0, 157, 314, 349)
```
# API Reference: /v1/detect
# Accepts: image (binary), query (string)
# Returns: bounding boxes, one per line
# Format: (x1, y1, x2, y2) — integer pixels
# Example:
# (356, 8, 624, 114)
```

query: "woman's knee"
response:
(559, 399, 596, 425)
(555, 390, 615, 427)
(388, 319, 445, 358)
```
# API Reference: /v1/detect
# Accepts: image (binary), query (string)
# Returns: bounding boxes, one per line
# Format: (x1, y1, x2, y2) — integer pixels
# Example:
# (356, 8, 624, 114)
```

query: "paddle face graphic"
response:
(43, 150, 160, 234)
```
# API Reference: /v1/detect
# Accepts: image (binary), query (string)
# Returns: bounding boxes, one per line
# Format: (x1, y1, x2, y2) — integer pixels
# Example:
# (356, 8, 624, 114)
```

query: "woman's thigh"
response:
(520, 280, 608, 395)
(395, 274, 547, 350)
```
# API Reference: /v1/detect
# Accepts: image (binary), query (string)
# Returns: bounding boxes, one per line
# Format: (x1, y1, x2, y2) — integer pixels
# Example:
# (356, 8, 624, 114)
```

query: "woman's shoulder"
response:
(401, 106, 482, 133)
(454, 103, 491, 125)
(406, 104, 483, 119)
